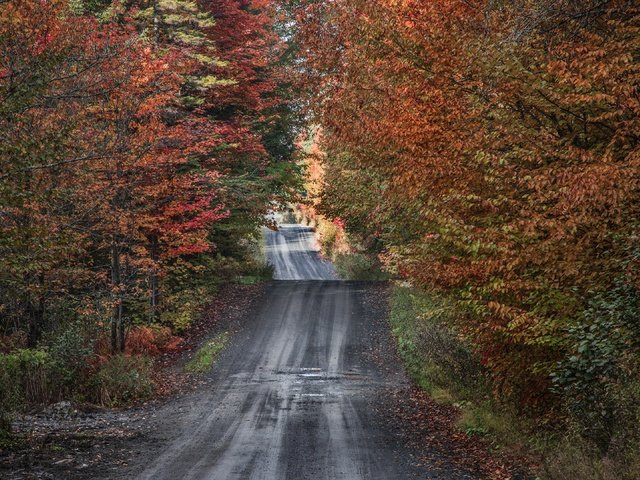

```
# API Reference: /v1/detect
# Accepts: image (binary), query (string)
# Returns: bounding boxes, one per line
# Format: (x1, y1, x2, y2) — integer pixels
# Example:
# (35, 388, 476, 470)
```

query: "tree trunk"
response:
(26, 273, 45, 347)
(26, 297, 44, 348)
(149, 235, 159, 323)
(153, 0, 161, 45)
(117, 301, 125, 353)
(111, 243, 122, 354)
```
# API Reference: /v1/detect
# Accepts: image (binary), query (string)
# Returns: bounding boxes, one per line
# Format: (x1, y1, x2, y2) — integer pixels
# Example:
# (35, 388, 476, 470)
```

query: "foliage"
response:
(0, 0, 227, 351)
(45, 322, 95, 389)
(543, 432, 640, 480)
(552, 282, 640, 450)
(296, 0, 640, 474)
(0, 0, 300, 421)
(297, 0, 640, 405)
(389, 286, 487, 399)
(235, 260, 274, 285)
(0, 349, 56, 430)
(125, 325, 182, 355)
(162, 288, 210, 334)
(333, 253, 389, 281)
(90, 355, 154, 406)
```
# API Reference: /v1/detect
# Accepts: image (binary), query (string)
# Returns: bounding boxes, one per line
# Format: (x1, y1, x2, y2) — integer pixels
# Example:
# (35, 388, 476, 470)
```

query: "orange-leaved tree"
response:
(297, 0, 640, 415)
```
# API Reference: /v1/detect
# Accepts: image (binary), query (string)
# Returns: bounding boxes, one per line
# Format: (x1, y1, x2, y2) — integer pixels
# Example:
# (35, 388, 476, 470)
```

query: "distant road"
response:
(264, 224, 338, 280)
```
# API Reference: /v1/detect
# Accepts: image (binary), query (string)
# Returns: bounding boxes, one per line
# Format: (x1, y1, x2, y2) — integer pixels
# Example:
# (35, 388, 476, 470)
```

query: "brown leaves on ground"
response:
(389, 386, 535, 480)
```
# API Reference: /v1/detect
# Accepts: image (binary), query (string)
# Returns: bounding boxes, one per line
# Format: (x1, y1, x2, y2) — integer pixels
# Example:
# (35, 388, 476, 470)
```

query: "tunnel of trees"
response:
(1, 1, 639, 478)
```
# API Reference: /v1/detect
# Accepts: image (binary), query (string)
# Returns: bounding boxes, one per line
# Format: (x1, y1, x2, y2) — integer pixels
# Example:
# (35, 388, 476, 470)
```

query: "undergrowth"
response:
(90, 355, 154, 407)
(388, 286, 515, 438)
(389, 285, 640, 480)
(296, 208, 389, 281)
(333, 252, 390, 281)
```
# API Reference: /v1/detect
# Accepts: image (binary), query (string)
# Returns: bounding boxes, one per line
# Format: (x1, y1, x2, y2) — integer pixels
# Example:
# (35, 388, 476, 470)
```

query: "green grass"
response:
(235, 275, 263, 285)
(185, 332, 230, 374)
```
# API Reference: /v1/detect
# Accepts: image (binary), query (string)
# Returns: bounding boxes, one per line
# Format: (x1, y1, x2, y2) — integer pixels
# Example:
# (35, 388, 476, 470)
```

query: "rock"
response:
(43, 401, 75, 419)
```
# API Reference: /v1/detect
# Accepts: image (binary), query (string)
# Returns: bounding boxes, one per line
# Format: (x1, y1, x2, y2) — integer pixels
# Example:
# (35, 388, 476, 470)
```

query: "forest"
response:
(1, 1, 639, 479)
(1, 0, 300, 414)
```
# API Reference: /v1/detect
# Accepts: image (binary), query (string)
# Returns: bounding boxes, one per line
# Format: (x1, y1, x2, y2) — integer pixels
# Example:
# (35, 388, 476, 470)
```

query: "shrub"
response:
(316, 219, 339, 257)
(161, 246, 272, 333)
(0, 331, 27, 354)
(0, 349, 54, 406)
(162, 287, 209, 333)
(0, 355, 21, 431)
(390, 286, 486, 397)
(90, 355, 154, 407)
(552, 282, 640, 451)
(543, 428, 640, 480)
(46, 322, 95, 390)
(126, 325, 182, 355)
(0, 348, 57, 431)
(280, 210, 297, 223)
(236, 259, 274, 285)
(334, 252, 390, 281)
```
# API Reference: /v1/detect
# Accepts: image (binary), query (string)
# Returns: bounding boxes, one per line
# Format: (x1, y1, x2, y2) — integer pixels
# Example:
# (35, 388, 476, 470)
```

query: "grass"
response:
(234, 260, 274, 285)
(333, 252, 391, 281)
(235, 275, 264, 285)
(185, 332, 230, 374)
(388, 285, 533, 453)
(92, 354, 154, 406)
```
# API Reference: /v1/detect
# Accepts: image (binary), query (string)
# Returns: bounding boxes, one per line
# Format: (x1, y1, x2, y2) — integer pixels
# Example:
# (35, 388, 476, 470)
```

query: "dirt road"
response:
(264, 224, 338, 280)
(132, 224, 475, 479)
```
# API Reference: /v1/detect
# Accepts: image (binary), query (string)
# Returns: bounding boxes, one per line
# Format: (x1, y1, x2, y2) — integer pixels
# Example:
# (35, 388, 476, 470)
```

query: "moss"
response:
(185, 332, 230, 374)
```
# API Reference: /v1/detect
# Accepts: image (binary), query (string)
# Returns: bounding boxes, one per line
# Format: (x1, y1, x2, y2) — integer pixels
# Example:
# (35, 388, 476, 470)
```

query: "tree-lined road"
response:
(136, 222, 468, 479)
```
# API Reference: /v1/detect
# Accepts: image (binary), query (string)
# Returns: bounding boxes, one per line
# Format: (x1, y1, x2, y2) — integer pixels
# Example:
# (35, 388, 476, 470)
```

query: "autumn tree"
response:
(296, 0, 640, 426)
(0, 0, 134, 345)
(0, 0, 302, 350)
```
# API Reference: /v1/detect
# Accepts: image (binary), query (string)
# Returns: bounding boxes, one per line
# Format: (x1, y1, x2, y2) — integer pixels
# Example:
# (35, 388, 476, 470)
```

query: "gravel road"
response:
(132, 223, 473, 480)
(264, 224, 338, 280)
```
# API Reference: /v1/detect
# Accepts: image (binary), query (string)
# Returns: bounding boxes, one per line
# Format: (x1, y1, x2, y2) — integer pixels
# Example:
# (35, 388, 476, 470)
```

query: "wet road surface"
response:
(264, 224, 338, 280)
(136, 223, 469, 479)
